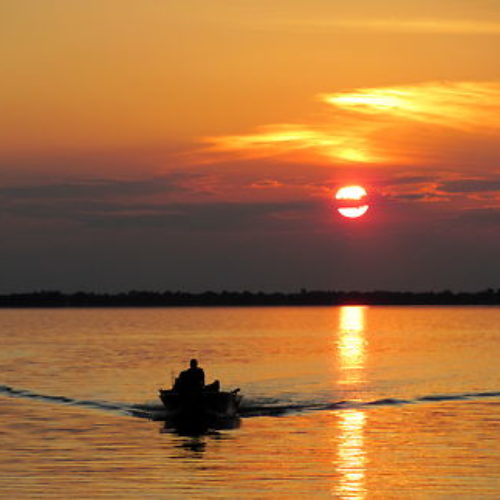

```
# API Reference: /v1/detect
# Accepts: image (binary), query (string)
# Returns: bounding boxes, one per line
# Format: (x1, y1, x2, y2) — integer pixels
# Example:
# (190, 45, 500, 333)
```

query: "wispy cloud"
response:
(0, 178, 178, 200)
(438, 178, 500, 193)
(322, 82, 500, 131)
(0, 195, 320, 232)
(269, 18, 500, 35)
(206, 81, 500, 168)
(206, 123, 379, 164)
(0, 172, 210, 202)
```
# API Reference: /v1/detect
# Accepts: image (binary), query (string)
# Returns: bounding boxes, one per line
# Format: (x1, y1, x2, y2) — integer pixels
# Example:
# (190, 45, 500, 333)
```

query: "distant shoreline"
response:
(0, 289, 499, 307)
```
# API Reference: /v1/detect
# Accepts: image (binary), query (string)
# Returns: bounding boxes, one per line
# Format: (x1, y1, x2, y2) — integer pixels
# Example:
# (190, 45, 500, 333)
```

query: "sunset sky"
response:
(2, 0, 500, 292)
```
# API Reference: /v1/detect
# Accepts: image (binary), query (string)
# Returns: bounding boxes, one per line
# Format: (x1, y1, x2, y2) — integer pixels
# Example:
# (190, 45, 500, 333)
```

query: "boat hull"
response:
(159, 389, 242, 425)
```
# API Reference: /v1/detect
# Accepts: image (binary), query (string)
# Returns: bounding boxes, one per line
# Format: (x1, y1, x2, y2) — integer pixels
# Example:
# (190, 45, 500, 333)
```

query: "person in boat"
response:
(173, 359, 221, 395)
(174, 359, 206, 394)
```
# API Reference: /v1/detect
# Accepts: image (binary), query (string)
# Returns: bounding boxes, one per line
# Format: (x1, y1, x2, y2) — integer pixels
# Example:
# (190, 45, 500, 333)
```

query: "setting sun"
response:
(335, 185, 369, 219)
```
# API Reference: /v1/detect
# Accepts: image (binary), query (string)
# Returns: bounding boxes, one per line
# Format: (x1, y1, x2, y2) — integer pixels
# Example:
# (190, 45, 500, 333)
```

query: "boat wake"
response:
(1, 384, 499, 420)
(0, 384, 148, 418)
(240, 390, 500, 417)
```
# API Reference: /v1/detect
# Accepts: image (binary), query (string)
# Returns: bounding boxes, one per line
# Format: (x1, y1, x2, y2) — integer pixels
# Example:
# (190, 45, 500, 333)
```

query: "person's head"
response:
(190, 359, 198, 368)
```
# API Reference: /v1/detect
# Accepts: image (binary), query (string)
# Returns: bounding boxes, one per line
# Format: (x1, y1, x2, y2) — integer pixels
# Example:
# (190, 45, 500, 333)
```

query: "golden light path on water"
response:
(338, 306, 367, 385)
(333, 306, 367, 499)
(336, 410, 367, 500)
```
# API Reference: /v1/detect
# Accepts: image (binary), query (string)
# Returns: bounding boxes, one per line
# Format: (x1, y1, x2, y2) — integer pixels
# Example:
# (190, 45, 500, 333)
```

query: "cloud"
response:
(453, 207, 500, 226)
(206, 122, 379, 164)
(206, 81, 500, 169)
(379, 174, 500, 205)
(0, 175, 193, 200)
(273, 18, 500, 35)
(385, 175, 437, 185)
(322, 82, 500, 131)
(439, 179, 500, 193)
(0, 192, 322, 232)
(81, 201, 320, 231)
(249, 179, 284, 189)
(388, 192, 446, 202)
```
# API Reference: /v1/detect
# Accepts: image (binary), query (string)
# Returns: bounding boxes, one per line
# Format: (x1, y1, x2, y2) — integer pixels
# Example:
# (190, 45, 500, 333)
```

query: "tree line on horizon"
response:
(0, 289, 499, 307)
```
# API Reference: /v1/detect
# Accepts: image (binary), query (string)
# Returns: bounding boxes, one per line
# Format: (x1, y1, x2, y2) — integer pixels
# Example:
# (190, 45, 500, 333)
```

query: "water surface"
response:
(0, 306, 498, 497)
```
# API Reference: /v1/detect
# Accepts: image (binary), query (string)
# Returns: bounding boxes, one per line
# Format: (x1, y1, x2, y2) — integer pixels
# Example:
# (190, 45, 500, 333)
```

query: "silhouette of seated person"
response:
(174, 359, 205, 395)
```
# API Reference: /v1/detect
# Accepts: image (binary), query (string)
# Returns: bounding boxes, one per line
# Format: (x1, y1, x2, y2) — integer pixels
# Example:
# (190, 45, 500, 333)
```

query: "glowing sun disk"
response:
(335, 185, 369, 219)
(338, 206, 369, 218)
(335, 185, 367, 200)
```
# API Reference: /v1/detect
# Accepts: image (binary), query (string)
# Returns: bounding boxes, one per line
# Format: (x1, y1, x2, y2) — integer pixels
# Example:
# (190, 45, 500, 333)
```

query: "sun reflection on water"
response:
(333, 306, 368, 499)
(338, 306, 367, 385)
(335, 409, 367, 499)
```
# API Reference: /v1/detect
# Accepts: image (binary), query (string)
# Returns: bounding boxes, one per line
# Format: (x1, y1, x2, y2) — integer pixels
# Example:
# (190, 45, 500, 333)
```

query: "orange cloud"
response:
(206, 123, 378, 164)
(271, 18, 500, 35)
(323, 82, 500, 131)
(205, 81, 500, 168)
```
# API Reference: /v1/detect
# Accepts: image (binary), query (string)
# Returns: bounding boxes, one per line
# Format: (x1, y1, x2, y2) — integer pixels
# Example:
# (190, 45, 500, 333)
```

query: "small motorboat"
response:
(159, 386, 242, 426)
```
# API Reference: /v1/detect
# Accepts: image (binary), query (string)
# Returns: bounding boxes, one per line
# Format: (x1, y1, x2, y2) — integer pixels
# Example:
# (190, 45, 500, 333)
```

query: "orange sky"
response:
(3, 1, 500, 152)
(1, 0, 500, 291)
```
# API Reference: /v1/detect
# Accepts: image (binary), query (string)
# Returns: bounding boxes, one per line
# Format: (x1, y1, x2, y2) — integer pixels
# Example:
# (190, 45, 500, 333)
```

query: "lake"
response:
(0, 306, 498, 498)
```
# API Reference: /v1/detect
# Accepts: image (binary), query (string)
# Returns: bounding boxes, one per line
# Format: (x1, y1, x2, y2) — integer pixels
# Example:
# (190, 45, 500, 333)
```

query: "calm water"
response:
(0, 306, 498, 498)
